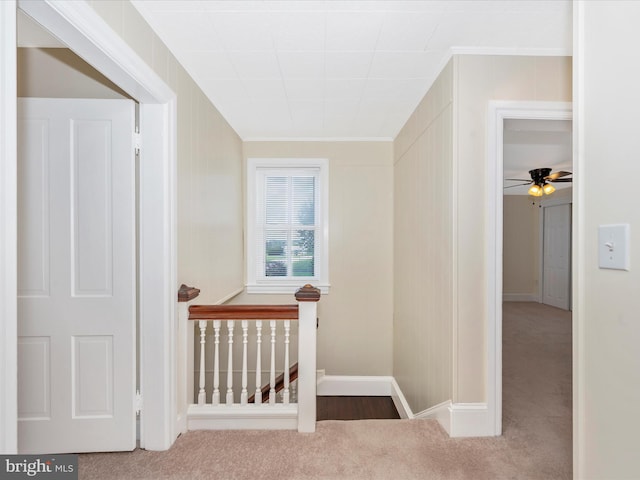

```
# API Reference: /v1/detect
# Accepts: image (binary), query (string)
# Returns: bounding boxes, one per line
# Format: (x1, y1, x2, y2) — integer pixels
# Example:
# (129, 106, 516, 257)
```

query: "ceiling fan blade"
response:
(545, 170, 572, 180)
(505, 178, 532, 182)
(504, 183, 532, 189)
(550, 178, 572, 183)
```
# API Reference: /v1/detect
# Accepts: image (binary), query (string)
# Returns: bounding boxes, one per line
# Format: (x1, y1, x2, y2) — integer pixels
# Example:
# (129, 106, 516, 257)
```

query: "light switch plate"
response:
(598, 224, 630, 270)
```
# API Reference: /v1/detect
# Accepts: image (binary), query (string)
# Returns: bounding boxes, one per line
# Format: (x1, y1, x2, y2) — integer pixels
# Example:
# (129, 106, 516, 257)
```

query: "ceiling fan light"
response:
(543, 183, 556, 195)
(528, 184, 543, 197)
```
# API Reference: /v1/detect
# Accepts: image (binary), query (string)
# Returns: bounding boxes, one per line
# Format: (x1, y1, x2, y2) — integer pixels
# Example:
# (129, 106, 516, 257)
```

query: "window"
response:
(246, 158, 329, 294)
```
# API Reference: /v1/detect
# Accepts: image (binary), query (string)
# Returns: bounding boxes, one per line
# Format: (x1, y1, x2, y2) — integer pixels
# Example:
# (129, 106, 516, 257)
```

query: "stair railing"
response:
(179, 284, 320, 432)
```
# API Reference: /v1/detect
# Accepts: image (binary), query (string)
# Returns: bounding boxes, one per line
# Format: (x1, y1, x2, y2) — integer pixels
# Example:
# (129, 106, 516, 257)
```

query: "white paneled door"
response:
(542, 203, 572, 310)
(17, 98, 136, 453)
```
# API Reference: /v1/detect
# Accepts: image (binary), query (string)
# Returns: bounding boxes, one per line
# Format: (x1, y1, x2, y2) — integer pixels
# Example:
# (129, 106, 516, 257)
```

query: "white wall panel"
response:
(393, 59, 453, 414)
(72, 335, 113, 418)
(17, 118, 49, 297)
(17, 336, 50, 420)
(71, 120, 113, 297)
(575, 3, 640, 477)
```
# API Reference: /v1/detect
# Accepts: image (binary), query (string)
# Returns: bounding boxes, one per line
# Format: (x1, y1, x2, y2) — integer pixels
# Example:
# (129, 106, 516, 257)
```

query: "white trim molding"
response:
(187, 404, 298, 431)
(0, 0, 18, 455)
(573, 2, 586, 476)
(315, 376, 495, 437)
(448, 403, 492, 437)
(412, 401, 493, 438)
(18, 0, 171, 104)
(243, 137, 394, 143)
(487, 100, 573, 439)
(245, 284, 330, 295)
(390, 378, 414, 420)
(16, 0, 178, 451)
(316, 375, 395, 397)
(450, 46, 572, 57)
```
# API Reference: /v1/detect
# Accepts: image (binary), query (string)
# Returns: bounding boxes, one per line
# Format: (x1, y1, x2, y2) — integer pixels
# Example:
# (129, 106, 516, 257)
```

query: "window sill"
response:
(245, 283, 330, 295)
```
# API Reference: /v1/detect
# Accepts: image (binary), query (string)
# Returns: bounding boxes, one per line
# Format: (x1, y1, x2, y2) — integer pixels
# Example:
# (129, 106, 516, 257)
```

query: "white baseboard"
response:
(185, 376, 497, 437)
(187, 404, 297, 430)
(318, 376, 496, 437)
(316, 375, 394, 396)
(448, 403, 495, 437)
(503, 293, 539, 302)
(389, 377, 413, 419)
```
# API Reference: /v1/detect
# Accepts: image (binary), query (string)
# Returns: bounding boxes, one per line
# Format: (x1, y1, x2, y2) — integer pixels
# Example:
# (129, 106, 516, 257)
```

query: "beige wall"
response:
(576, 3, 640, 478)
(235, 141, 394, 376)
(503, 188, 573, 299)
(18, 47, 130, 99)
(503, 195, 539, 296)
(85, 0, 244, 423)
(393, 56, 571, 413)
(87, 0, 244, 305)
(454, 55, 572, 402)
(393, 60, 453, 413)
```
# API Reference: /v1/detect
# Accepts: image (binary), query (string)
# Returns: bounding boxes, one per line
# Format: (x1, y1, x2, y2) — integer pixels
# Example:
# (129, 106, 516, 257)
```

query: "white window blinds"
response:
(257, 170, 319, 279)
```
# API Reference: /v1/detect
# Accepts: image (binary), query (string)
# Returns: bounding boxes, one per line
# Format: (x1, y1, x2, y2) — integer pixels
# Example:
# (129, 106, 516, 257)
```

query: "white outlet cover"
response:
(598, 224, 630, 270)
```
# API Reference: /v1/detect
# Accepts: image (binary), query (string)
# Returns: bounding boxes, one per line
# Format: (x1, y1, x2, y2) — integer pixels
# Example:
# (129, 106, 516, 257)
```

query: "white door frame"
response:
(487, 101, 572, 436)
(1, 0, 178, 452)
(0, 0, 18, 455)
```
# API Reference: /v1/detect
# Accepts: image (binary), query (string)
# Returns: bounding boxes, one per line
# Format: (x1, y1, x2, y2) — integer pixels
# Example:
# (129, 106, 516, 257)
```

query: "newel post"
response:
(177, 284, 200, 433)
(295, 284, 321, 433)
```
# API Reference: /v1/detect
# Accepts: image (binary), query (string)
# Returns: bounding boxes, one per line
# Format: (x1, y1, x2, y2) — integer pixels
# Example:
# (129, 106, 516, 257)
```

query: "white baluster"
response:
(269, 320, 276, 404)
(197, 320, 207, 405)
(212, 320, 221, 406)
(241, 320, 248, 404)
(255, 320, 262, 405)
(226, 320, 235, 405)
(283, 320, 291, 405)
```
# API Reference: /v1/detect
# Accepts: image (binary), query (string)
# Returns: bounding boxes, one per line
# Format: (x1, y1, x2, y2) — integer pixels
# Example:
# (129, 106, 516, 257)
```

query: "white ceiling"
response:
(131, 0, 572, 140)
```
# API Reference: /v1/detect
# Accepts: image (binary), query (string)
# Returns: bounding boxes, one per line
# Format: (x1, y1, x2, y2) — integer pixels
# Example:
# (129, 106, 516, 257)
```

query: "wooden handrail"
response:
(187, 285, 320, 319)
(248, 363, 298, 404)
(189, 304, 299, 320)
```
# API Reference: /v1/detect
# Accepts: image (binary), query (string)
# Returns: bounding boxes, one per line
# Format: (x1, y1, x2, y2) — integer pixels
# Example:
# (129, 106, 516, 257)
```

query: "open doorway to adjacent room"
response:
(501, 115, 573, 463)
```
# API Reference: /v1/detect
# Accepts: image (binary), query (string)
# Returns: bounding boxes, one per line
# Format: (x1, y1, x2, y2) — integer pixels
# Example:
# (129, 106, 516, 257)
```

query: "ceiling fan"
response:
(505, 167, 572, 196)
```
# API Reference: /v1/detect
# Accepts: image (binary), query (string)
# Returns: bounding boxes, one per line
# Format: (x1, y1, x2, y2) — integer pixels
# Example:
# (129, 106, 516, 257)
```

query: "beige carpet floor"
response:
(79, 302, 572, 479)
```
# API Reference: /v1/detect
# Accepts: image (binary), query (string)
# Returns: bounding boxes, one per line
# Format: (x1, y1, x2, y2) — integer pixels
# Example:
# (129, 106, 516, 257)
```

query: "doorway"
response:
(500, 115, 573, 447)
(487, 101, 572, 436)
(1, 1, 177, 453)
